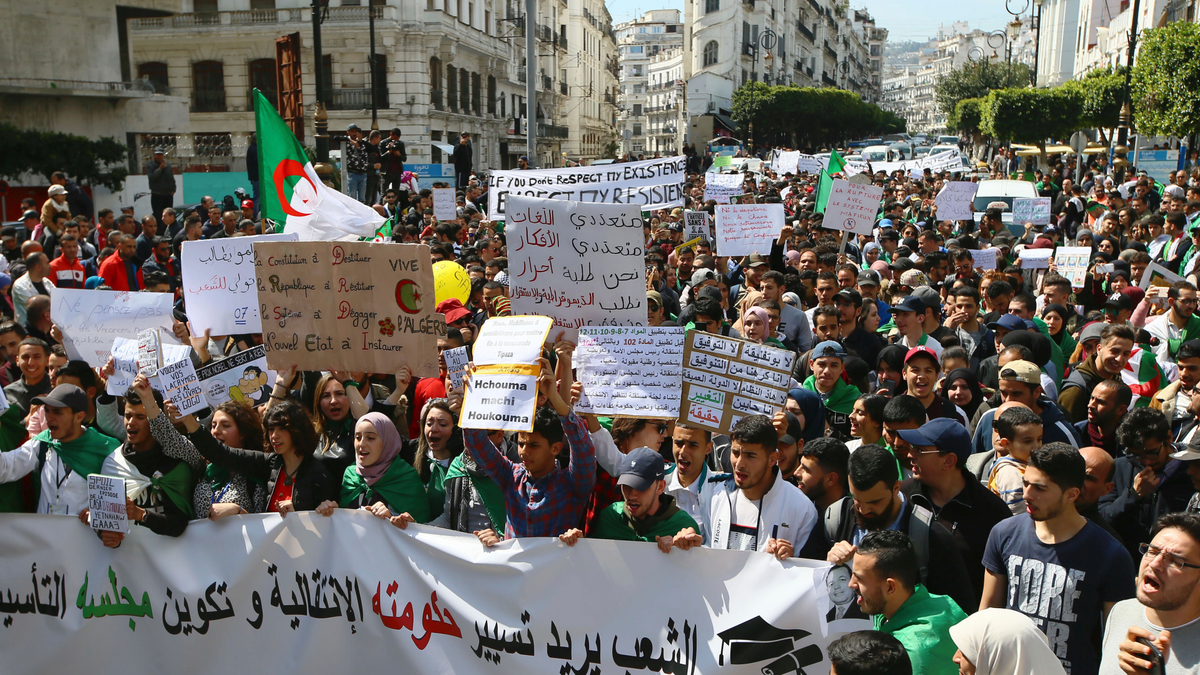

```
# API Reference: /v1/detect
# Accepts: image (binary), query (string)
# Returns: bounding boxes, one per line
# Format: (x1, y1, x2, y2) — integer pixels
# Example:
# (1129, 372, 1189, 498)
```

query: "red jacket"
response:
(97, 254, 144, 291)
(49, 255, 86, 289)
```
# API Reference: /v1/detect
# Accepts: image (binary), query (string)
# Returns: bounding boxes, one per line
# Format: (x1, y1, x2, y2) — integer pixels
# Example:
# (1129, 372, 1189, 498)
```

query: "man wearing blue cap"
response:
(559, 447, 699, 553)
(802, 341, 861, 440)
(891, 296, 943, 357)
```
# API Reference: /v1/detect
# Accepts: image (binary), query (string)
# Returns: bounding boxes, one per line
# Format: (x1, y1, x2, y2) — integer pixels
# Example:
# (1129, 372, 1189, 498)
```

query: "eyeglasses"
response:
(654, 423, 669, 434)
(1124, 442, 1168, 460)
(1140, 543, 1200, 571)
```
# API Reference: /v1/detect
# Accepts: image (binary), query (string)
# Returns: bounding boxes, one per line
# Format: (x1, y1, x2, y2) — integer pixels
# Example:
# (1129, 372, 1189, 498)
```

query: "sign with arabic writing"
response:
(704, 173, 744, 204)
(488, 156, 686, 217)
(182, 233, 299, 335)
(0, 511, 856, 674)
(934, 181, 979, 222)
(715, 204, 784, 257)
(575, 326, 685, 418)
(505, 195, 647, 341)
(678, 330, 795, 435)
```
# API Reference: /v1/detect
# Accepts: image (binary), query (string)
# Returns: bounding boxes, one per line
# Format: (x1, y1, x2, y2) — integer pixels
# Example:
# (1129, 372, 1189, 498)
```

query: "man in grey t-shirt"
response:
(1100, 512, 1200, 675)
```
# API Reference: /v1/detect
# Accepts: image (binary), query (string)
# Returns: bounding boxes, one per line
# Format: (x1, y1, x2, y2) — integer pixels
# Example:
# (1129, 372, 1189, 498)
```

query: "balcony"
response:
(190, 89, 226, 112)
(560, 81, 568, 95)
(518, 70, 527, 83)
(797, 21, 814, 42)
(604, 92, 614, 104)
(325, 87, 389, 111)
(0, 77, 155, 99)
(539, 123, 569, 139)
(822, 73, 836, 86)
(129, 6, 393, 30)
(431, 89, 443, 110)
(824, 41, 838, 59)
(541, 75, 553, 91)
(806, 0, 822, 11)
(558, 33, 568, 52)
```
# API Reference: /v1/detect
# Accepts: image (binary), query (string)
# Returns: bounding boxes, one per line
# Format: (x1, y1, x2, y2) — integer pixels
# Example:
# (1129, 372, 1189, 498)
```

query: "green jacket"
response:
(802, 375, 861, 415)
(873, 585, 967, 675)
(592, 495, 699, 543)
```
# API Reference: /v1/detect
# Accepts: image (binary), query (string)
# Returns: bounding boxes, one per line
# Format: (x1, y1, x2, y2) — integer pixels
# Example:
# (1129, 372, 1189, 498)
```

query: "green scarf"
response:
(148, 461, 195, 519)
(802, 375, 861, 414)
(1167, 313, 1200, 359)
(340, 459, 431, 523)
(445, 454, 507, 534)
(35, 428, 121, 479)
(204, 463, 264, 493)
(1031, 317, 1065, 388)
(426, 460, 450, 520)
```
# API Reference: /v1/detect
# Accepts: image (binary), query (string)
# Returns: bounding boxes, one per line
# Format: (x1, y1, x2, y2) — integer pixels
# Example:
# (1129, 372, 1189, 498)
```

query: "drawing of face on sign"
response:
(238, 366, 271, 403)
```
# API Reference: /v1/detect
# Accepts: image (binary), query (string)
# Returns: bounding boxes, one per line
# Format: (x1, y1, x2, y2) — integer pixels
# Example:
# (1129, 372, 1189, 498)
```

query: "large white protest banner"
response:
(0, 512, 853, 675)
(506, 195, 646, 340)
(181, 233, 299, 335)
(715, 204, 784, 257)
(575, 326, 685, 418)
(934, 181, 979, 221)
(461, 315, 553, 432)
(703, 172, 744, 204)
(823, 180, 884, 236)
(195, 345, 275, 409)
(487, 156, 686, 218)
(1012, 197, 1052, 225)
(843, 150, 963, 177)
(53, 289, 176, 367)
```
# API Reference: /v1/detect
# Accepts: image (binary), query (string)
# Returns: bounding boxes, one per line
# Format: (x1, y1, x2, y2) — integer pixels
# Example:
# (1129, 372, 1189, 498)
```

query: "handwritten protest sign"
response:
(715, 204, 784, 257)
(487, 156, 685, 217)
(195, 345, 275, 408)
(1054, 246, 1092, 288)
(505, 195, 646, 340)
(253, 241, 442, 375)
(773, 151, 800, 176)
(678, 330, 795, 434)
(157, 347, 205, 416)
(53, 289, 176, 367)
(136, 329, 162, 376)
(461, 316, 553, 432)
(87, 475, 128, 534)
(1013, 197, 1052, 225)
(574, 326, 685, 418)
(704, 173, 744, 204)
(823, 180, 884, 236)
(1018, 248, 1052, 269)
(934, 181, 979, 221)
(433, 188, 457, 221)
(444, 345, 470, 390)
(684, 211, 711, 242)
(181, 233, 298, 335)
(106, 337, 139, 397)
(969, 248, 998, 270)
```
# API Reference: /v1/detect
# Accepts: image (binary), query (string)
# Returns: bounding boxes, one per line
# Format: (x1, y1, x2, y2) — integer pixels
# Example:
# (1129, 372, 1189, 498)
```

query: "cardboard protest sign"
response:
(181, 233, 299, 335)
(704, 173, 744, 204)
(1018, 248, 1052, 269)
(574, 327, 685, 418)
(969, 248, 998, 270)
(487, 156, 685, 217)
(87, 475, 129, 534)
(157, 347, 206, 416)
(684, 211, 711, 242)
(53, 289, 176, 367)
(678, 330, 795, 434)
(823, 180, 884, 236)
(460, 316, 553, 432)
(1141, 261, 1184, 293)
(195, 345, 276, 409)
(444, 345, 470, 390)
(934, 181, 979, 221)
(136, 329, 162, 376)
(1054, 246, 1092, 288)
(433, 187, 457, 221)
(715, 204, 784, 257)
(106, 337, 140, 397)
(252, 241, 442, 375)
(506, 195, 646, 340)
(1012, 197, 1052, 225)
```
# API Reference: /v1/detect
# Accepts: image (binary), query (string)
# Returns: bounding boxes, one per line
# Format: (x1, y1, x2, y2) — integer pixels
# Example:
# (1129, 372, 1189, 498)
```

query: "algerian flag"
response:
(252, 89, 383, 241)
(1122, 345, 1166, 408)
(815, 150, 847, 215)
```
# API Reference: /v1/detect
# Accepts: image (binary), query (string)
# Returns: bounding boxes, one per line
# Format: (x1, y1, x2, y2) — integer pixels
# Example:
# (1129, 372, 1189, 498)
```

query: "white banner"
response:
(0, 512, 852, 675)
(844, 150, 962, 177)
(575, 326, 685, 418)
(772, 151, 801, 176)
(704, 173, 744, 204)
(823, 180, 884, 237)
(935, 181, 979, 222)
(181, 234, 299, 337)
(488, 156, 686, 218)
(54, 289, 177, 367)
(716, 204, 784, 257)
(506, 195, 647, 340)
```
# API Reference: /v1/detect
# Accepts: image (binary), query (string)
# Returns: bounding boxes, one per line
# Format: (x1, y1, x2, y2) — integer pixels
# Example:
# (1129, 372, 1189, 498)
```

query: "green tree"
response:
(1132, 21, 1200, 138)
(731, 83, 904, 149)
(981, 88, 1080, 166)
(935, 60, 1033, 117)
(1062, 67, 1125, 141)
(0, 123, 128, 190)
(947, 98, 984, 133)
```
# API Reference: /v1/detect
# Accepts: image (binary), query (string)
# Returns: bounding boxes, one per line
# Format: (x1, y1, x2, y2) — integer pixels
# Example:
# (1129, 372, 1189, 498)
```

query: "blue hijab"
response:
(787, 388, 827, 444)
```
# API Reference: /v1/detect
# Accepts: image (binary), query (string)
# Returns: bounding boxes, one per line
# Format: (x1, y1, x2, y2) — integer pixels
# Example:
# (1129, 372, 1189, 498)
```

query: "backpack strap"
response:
(824, 496, 855, 544)
(909, 504, 933, 584)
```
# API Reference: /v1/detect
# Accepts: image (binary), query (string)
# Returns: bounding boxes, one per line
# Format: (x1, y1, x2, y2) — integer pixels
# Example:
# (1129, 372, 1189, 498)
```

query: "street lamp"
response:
(747, 28, 777, 156)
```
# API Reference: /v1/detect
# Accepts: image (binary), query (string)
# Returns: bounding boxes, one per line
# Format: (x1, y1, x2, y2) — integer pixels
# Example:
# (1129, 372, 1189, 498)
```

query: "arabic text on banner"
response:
(823, 180, 884, 237)
(181, 234, 299, 336)
(704, 173, 744, 204)
(487, 156, 686, 217)
(575, 326, 685, 418)
(432, 188, 457, 221)
(678, 330, 796, 434)
(252, 241, 442, 376)
(969, 248, 998, 270)
(506, 195, 647, 341)
(934, 181, 979, 222)
(0, 512, 859, 675)
(52, 289, 176, 367)
(1012, 197, 1052, 225)
(715, 204, 785, 257)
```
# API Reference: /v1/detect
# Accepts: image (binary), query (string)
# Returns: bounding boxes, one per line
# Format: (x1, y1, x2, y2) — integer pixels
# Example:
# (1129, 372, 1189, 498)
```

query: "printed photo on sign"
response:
(195, 345, 277, 408)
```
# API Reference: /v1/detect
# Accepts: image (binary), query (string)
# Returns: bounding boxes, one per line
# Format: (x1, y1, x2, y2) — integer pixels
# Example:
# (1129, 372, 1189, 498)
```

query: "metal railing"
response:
(541, 75, 553, 91)
(797, 21, 814, 41)
(191, 89, 227, 112)
(560, 81, 567, 95)
(0, 77, 155, 94)
(324, 87, 389, 110)
(539, 123, 569, 139)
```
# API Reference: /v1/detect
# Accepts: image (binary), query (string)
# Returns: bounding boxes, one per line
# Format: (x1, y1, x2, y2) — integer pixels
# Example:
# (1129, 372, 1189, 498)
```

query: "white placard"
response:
(86, 474, 128, 534)
(1018, 248, 1053, 269)
(797, 153, 823, 174)
(433, 187, 457, 221)
(715, 204, 785, 257)
(773, 150, 801, 175)
(471, 316, 553, 366)
(136, 328, 162, 376)
(195, 345, 275, 408)
(844, 149, 963, 177)
(444, 345, 470, 390)
(684, 211, 710, 242)
(574, 326, 685, 418)
(823, 180, 885, 236)
(106, 337, 139, 397)
(969, 248, 998, 270)
(703, 173, 744, 204)
(459, 373, 540, 432)
(506, 195, 646, 340)
(1140, 261, 1184, 292)
(157, 350, 206, 416)
(53, 289, 176, 367)
(487, 156, 686, 217)
(181, 233, 299, 336)
(1054, 246, 1092, 288)
(1012, 197, 1052, 225)
(934, 181, 979, 221)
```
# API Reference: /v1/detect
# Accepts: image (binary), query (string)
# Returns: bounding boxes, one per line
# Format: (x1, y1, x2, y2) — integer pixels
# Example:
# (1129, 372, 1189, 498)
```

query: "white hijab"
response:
(948, 608, 1066, 675)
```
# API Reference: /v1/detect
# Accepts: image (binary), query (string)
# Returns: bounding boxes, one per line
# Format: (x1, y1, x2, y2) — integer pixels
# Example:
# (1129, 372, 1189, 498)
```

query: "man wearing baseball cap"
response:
(559, 447, 699, 553)
(802, 341, 861, 440)
(1170, 447, 1200, 513)
(972, 359, 1082, 455)
(891, 296, 943, 358)
(903, 347, 966, 426)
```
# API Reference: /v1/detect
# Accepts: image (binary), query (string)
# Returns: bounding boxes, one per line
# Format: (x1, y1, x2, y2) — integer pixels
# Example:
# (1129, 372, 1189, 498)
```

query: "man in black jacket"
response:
(451, 132, 473, 189)
(143, 148, 176, 229)
(380, 128, 407, 196)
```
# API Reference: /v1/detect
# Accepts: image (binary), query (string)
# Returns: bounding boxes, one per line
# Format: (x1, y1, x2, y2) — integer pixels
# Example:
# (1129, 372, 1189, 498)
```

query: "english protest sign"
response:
(487, 156, 686, 218)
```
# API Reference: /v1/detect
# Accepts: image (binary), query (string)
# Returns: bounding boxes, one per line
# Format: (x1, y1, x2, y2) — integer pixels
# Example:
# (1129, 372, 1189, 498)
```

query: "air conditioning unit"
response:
(706, 101, 716, 112)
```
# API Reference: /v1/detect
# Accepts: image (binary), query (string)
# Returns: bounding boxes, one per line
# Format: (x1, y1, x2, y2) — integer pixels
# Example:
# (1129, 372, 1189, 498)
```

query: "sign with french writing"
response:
(678, 330, 795, 434)
(86, 475, 128, 534)
(715, 204, 784, 257)
(460, 316, 551, 432)
(181, 233, 299, 336)
(252, 241, 442, 375)
(574, 326, 685, 418)
(136, 328, 162, 377)
(52, 289, 176, 367)
(703, 172, 744, 204)
(444, 345, 470, 390)
(471, 316, 552, 366)
(684, 210, 710, 242)
(1012, 197, 1052, 225)
(506, 195, 646, 341)
(487, 156, 686, 218)
(823, 180, 884, 237)
(106, 337, 139, 397)
(1054, 246, 1091, 288)
(195, 345, 275, 409)
(433, 188, 457, 221)
(157, 348, 206, 416)
(934, 181, 979, 221)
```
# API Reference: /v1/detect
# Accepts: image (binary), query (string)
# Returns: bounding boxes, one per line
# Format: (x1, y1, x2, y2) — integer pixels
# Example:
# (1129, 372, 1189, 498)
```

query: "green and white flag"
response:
(814, 150, 847, 215)
(252, 89, 383, 241)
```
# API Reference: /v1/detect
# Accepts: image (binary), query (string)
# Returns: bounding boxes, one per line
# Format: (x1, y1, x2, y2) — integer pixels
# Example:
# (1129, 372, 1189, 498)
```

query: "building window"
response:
(471, 72, 481, 115)
(194, 0, 218, 12)
(487, 75, 497, 116)
(430, 57, 443, 110)
(633, 104, 642, 116)
(705, 0, 719, 13)
(250, 0, 275, 8)
(248, 58, 277, 104)
(447, 65, 458, 110)
(460, 69, 470, 113)
(137, 62, 169, 93)
(191, 60, 226, 112)
(703, 41, 718, 67)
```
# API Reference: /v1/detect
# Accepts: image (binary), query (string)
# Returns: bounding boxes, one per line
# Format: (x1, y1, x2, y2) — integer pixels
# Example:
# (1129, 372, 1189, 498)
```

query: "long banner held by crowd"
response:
(252, 241, 441, 375)
(843, 150, 963, 177)
(487, 156, 686, 218)
(0, 512, 848, 675)
(52, 289, 177, 367)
